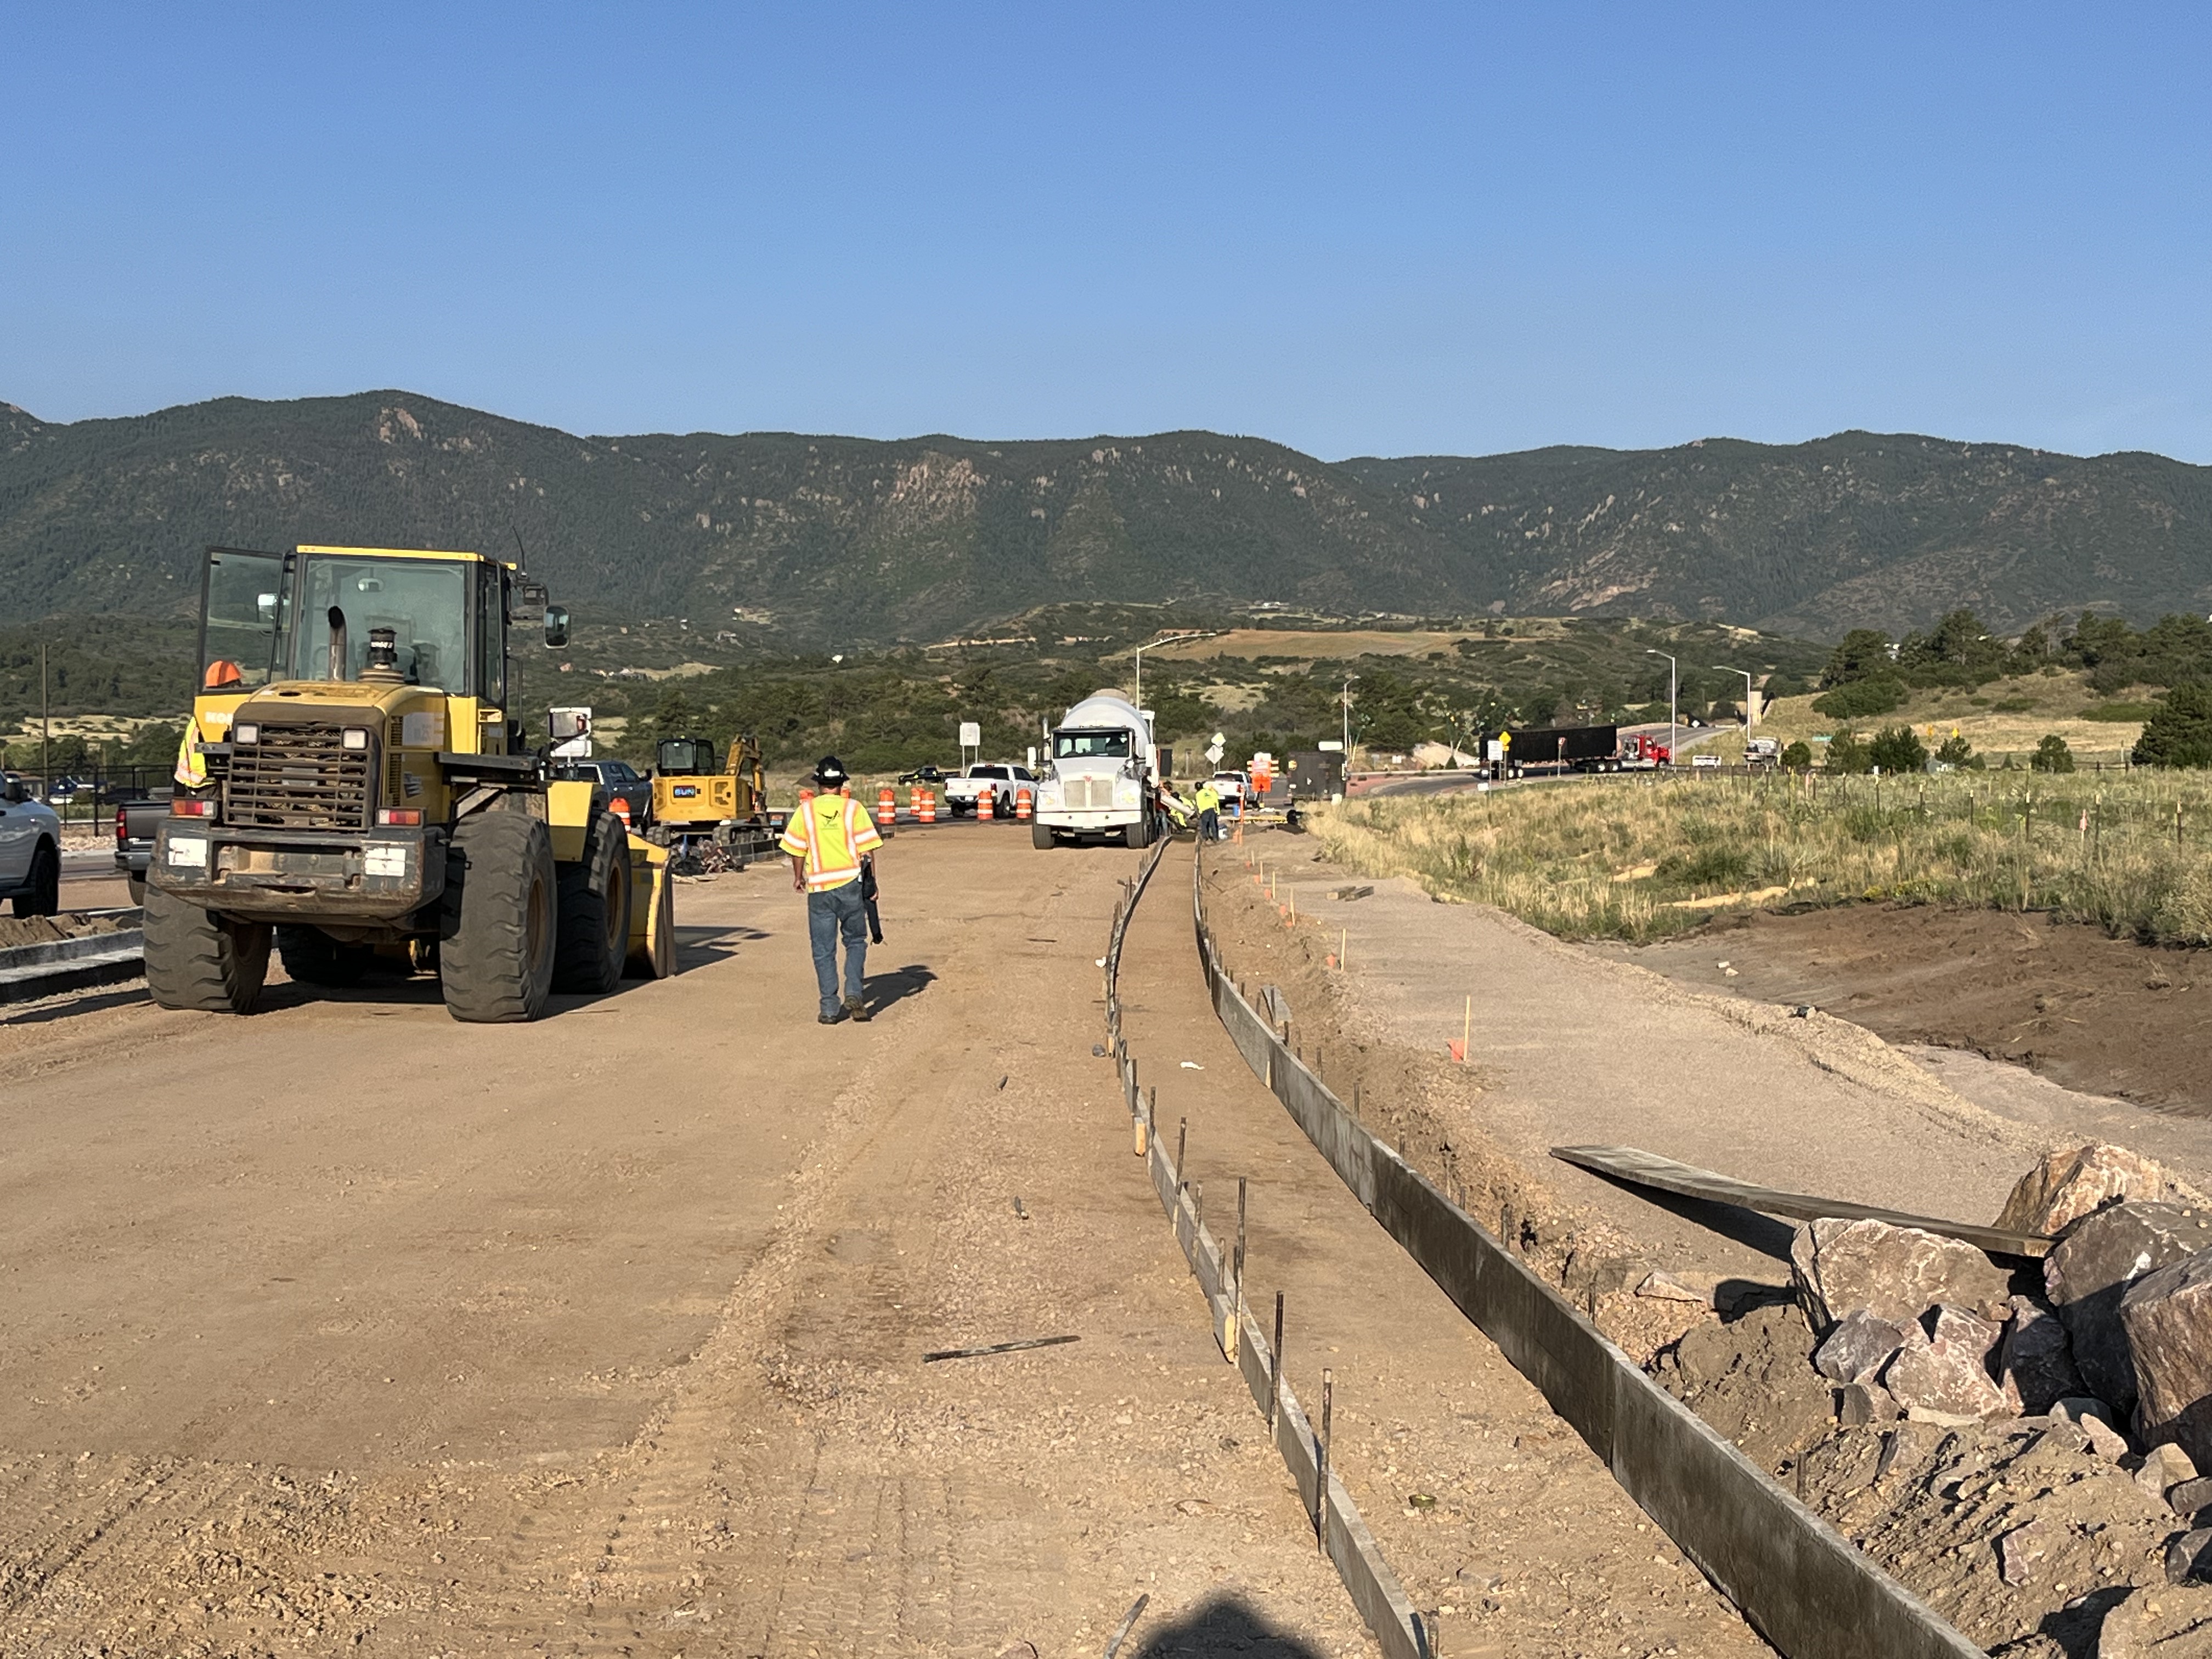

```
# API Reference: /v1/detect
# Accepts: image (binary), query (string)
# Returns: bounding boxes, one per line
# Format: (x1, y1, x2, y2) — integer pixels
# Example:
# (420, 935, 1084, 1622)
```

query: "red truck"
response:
(1620, 733, 1673, 769)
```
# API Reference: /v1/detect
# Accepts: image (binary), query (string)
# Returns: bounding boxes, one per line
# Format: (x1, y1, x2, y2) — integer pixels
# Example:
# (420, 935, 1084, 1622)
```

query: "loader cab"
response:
(198, 545, 535, 701)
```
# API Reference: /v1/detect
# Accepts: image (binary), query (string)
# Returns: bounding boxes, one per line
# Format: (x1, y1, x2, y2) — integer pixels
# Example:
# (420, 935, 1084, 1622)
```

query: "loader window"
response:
(1053, 728, 1132, 760)
(200, 546, 287, 690)
(295, 556, 470, 689)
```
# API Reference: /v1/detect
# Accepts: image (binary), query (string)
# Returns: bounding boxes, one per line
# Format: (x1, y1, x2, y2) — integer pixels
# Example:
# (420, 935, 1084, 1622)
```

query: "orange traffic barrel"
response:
(609, 797, 632, 831)
(918, 789, 936, 824)
(909, 784, 923, 816)
(878, 785, 896, 822)
(1015, 786, 1032, 820)
(977, 787, 994, 821)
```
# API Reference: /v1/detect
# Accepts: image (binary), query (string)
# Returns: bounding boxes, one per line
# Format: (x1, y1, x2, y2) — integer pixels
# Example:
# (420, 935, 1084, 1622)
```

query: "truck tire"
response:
(1123, 815, 1150, 850)
(554, 809, 631, 995)
(439, 812, 557, 1023)
(1031, 821, 1053, 850)
(276, 925, 373, 987)
(12, 841, 59, 917)
(144, 885, 270, 1013)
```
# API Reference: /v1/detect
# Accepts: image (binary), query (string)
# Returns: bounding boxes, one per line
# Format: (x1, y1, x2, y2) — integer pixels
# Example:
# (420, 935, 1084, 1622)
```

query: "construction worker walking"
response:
(778, 755, 885, 1024)
(1194, 778, 1222, 843)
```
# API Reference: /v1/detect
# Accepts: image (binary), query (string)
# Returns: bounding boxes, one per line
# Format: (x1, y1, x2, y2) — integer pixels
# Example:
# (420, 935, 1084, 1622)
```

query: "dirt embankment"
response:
(1201, 847, 2212, 1655)
(1615, 902, 2212, 1116)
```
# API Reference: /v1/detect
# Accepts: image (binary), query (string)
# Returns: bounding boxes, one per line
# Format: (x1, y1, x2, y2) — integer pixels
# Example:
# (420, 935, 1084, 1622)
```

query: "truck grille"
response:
(227, 724, 372, 830)
(1063, 776, 1115, 810)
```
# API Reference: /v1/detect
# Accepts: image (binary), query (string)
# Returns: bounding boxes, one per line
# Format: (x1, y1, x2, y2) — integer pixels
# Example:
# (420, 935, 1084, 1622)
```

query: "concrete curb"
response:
(1103, 842, 1432, 1659)
(1190, 849, 1983, 1659)
(0, 913, 145, 1005)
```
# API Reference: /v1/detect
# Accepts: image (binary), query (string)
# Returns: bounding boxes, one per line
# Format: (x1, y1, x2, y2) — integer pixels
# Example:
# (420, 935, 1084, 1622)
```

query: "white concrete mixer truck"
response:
(1031, 690, 1161, 850)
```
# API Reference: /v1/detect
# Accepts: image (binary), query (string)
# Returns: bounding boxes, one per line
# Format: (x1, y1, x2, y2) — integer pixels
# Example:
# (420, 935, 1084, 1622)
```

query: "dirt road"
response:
(0, 828, 1378, 1656)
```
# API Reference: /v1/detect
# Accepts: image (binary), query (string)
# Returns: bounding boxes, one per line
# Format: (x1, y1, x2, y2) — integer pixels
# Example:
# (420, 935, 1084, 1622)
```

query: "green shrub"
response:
(1869, 725, 1929, 774)
(1934, 733, 1982, 769)
(1657, 844, 1754, 889)
(2081, 701, 2161, 723)
(1812, 678, 1906, 719)
(2031, 735, 2076, 774)
(1780, 740, 1813, 771)
(2134, 683, 2212, 768)
(1825, 730, 1873, 774)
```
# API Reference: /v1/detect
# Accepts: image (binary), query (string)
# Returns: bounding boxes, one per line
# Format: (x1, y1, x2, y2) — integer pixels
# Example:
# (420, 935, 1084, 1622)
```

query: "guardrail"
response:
(1188, 850, 1981, 1659)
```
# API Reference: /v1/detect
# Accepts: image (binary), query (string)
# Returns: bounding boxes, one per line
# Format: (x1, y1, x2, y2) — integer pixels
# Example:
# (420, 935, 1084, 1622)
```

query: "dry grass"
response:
(1316, 770, 2212, 945)
(1705, 670, 2151, 769)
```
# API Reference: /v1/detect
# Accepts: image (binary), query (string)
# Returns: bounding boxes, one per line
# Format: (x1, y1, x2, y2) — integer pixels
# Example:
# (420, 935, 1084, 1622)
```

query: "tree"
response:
(1934, 732, 1982, 770)
(1869, 725, 1928, 774)
(1812, 678, 1905, 719)
(1825, 730, 1872, 774)
(2134, 684, 2212, 768)
(1780, 740, 1813, 771)
(2030, 734, 2075, 774)
(1822, 629, 1895, 687)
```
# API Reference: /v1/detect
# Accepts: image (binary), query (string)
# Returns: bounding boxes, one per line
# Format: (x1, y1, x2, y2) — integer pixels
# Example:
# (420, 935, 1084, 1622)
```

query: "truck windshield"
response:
(1054, 729, 1131, 760)
(294, 556, 470, 689)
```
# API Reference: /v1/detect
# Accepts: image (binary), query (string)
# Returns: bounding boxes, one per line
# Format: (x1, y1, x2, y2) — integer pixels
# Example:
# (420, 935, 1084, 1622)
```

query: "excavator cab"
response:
(656, 736, 718, 776)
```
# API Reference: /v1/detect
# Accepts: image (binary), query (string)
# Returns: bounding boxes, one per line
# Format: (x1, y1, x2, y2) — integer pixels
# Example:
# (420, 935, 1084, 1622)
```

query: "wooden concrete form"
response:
(1102, 843, 1432, 1659)
(1189, 851, 1983, 1659)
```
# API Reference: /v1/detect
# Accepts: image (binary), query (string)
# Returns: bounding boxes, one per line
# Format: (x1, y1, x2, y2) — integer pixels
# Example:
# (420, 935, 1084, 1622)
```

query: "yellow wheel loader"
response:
(145, 544, 676, 1022)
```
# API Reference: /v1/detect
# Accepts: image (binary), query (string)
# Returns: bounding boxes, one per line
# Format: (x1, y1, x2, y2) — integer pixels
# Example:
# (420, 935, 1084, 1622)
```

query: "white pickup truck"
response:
(944, 763, 1035, 817)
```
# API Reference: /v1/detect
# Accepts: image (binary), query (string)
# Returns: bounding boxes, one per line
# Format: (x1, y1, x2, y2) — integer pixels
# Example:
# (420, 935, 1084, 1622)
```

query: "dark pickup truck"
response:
(115, 797, 170, 904)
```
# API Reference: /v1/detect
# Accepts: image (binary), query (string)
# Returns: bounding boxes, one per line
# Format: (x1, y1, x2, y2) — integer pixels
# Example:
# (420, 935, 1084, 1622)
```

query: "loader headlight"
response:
(233, 721, 259, 744)
(342, 727, 370, 751)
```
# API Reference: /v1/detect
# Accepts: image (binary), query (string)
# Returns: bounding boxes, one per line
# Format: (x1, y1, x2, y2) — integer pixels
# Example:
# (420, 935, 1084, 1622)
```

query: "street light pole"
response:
(1341, 675, 1358, 760)
(1714, 665, 1757, 729)
(1131, 631, 1215, 710)
(1645, 648, 1677, 764)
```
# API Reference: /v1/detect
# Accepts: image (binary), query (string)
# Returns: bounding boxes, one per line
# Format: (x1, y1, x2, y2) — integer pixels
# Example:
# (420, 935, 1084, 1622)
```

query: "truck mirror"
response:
(544, 606, 570, 648)
(256, 592, 278, 620)
(1, 778, 22, 804)
(549, 708, 590, 742)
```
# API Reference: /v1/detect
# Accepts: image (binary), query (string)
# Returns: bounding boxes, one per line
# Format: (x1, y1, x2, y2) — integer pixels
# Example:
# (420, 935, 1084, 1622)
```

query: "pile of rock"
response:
(1790, 1143, 2212, 1535)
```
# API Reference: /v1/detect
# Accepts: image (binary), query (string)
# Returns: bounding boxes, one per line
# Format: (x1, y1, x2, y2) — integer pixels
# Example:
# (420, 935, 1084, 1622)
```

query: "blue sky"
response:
(2, 3, 2206, 461)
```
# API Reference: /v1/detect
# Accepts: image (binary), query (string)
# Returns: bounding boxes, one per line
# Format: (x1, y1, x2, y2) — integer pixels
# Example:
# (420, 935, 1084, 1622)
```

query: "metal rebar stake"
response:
(1233, 1177, 1248, 1314)
(1317, 1367, 1333, 1549)
(1270, 1291, 1285, 1432)
(1175, 1117, 1188, 1192)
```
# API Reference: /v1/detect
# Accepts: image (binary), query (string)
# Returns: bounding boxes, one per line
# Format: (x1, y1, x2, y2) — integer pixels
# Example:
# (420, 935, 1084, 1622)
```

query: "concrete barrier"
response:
(1189, 851, 1981, 1659)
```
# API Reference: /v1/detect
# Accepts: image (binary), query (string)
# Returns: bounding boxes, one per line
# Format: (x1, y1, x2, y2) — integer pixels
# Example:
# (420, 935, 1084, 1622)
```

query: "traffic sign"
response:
(958, 721, 981, 748)
(1205, 742, 1224, 765)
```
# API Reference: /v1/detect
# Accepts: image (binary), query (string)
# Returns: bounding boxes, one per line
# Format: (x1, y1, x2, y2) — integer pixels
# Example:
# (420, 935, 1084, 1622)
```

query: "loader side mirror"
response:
(549, 708, 590, 742)
(544, 606, 569, 648)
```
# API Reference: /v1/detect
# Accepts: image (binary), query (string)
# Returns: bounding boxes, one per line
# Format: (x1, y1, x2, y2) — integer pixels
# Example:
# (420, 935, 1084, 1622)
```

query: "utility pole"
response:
(1341, 675, 1358, 761)
(1645, 648, 1677, 764)
(41, 642, 49, 795)
(1131, 631, 1215, 710)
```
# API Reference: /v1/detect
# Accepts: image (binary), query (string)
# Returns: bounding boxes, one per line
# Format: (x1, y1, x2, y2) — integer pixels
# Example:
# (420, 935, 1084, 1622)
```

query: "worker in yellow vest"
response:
(778, 754, 885, 1024)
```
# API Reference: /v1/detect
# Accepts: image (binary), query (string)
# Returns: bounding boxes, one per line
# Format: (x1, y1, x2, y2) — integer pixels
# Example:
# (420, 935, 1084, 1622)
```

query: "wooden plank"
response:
(1550, 1144, 2052, 1259)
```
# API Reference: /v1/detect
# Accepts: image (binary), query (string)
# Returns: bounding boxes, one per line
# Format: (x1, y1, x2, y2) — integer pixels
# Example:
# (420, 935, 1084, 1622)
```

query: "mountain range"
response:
(2, 391, 2205, 646)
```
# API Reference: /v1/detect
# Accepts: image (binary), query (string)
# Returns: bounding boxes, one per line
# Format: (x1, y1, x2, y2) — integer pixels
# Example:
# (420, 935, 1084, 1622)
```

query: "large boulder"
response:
(1999, 1294, 2086, 1415)
(2121, 1246, 2212, 1468)
(2045, 1203, 2209, 1414)
(1791, 1217, 2010, 1334)
(1881, 1305, 2009, 1423)
(1995, 1143, 2180, 1237)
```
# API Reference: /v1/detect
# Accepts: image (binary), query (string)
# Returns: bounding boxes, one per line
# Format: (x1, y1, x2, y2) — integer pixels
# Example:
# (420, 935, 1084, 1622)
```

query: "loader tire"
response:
(553, 809, 631, 995)
(276, 925, 372, 988)
(439, 812, 557, 1023)
(144, 885, 269, 1014)
(1031, 821, 1053, 850)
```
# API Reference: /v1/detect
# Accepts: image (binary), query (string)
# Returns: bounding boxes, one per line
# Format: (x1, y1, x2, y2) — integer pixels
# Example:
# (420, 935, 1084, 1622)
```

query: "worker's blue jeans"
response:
(807, 881, 868, 1017)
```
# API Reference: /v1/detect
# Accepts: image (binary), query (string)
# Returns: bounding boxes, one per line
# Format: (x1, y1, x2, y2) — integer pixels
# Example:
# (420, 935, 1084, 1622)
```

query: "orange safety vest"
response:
(777, 792, 883, 891)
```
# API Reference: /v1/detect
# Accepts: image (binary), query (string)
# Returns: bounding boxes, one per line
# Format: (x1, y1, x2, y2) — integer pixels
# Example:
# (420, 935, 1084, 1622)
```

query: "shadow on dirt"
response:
(864, 963, 936, 1015)
(1127, 1595, 1327, 1658)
